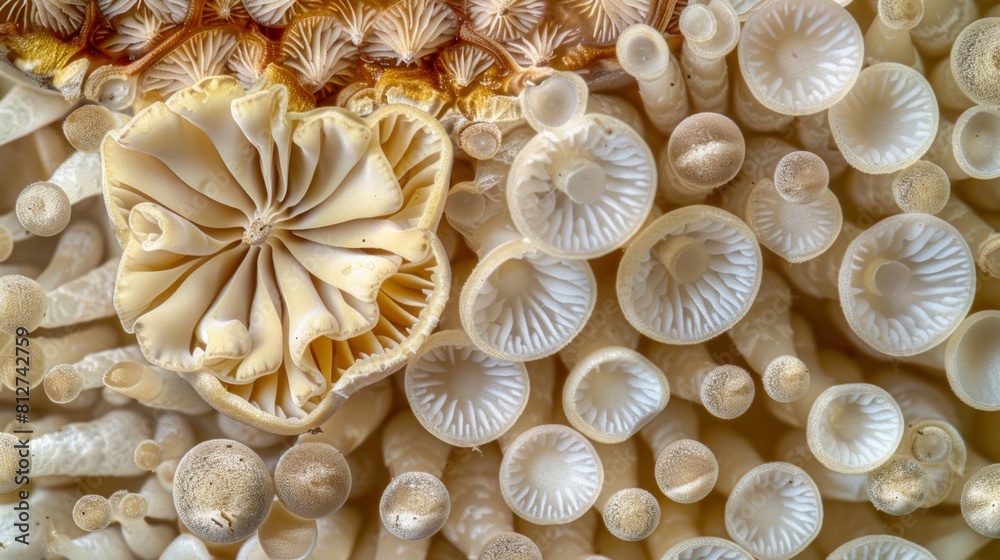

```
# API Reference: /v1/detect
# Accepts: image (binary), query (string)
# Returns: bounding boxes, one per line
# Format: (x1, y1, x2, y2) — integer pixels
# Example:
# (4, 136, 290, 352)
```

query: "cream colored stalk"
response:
(133, 412, 196, 472)
(616, 24, 690, 135)
(161, 535, 214, 560)
(640, 404, 718, 503)
(103, 361, 213, 414)
(591, 440, 659, 541)
(937, 196, 1000, 279)
(678, 0, 740, 113)
(0, 409, 152, 492)
(643, 501, 701, 559)
(443, 445, 542, 560)
(595, 525, 649, 559)
(499, 357, 557, 452)
(257, 500, 319, 560)
(648, 343, 754, 419)
(43, 344, 145, 403)
(518, 510, 611, 559)
(2, 322, 119, 389)
(73, 490, 176, 560)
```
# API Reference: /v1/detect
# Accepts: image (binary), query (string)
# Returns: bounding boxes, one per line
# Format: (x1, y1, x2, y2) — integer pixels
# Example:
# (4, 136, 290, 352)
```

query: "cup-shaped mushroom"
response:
(173, 440, 273, 544)
(827, 534, 936, 560)
(562, 346, 669, 444)
(892, 160, 951, 215)
(617, 205, 763, 345)
(806, 383, 905, 475)
(961, 464, 1000, 538)
(950, 18, 1000, 107)
(866, 455, 928, 516)
(725, 462, 823, 560)
(680, 0, 740, 60)
(507, 113, 656, 259)
(745, 177, 843, 263)
(829, 63, 939, 174)
(839, 213, 976, 356)
(274, 442, 351, 519)
(519, 71, 589, 132)
(772, 151, 829, 205)
(953, 105, 1000, 180)
(945, 311, 1000, 411)
(460, 239, 597, 361)
(500, 424, 604, 525)
(737, 0, 863, 116)
(405, 330, 529, 446)
(663, 113, 746, 202)
(662, 537, 755, 560)
(381, 471, 452, 541)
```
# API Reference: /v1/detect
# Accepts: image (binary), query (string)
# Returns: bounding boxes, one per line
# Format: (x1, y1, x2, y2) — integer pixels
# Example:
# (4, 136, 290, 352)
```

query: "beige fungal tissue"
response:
(3, 0, 1000, 559)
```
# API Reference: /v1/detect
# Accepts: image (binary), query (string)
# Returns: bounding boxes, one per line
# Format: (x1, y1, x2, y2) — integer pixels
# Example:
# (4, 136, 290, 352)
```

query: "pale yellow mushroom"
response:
(806, 383, 905, 475)
(0, 274, 47, 334)
(866, 455, 929, 516)
(110, 490, 178, 560)
(648, 343, 754, 420)
(133, 412, 196, 472)
(678, 0, 740, 114)
(519, 71, 588, 132)
(43, 344, 145, 403)
(946, 311, 1000, 411)
(15, 181, 71, 237)
(953, 105, 1000, 180)
(892, 160, 951, 214)
(62, 105, 131, 153)
(275, 442, 352, 520)
(827, 534, 936, 560)
(103, 361, 213, 414)
(950, 17, 1000, 107)
(773, 151, 830, 205)
(659, 113, 745, 205)
(173, 440, 273, 545)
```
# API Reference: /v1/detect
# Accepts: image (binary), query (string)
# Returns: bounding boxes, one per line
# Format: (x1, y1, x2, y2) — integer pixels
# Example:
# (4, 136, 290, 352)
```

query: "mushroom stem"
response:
(34, 221, 105, 291)
(553, 157, 608, 204)
(112, 490, 177, 560)
(651, 235, 710, 284)
(498, 357, 557, 452)
(650, 343, 754, 419)
(701, 427, 763, 496)
(104, 362, 212, 414)
(49, 529, 135, 560)
(256, 500, 318, 560)
(930, 57, 973, 111)
(298, 378, 393, 454)
(3, 323, 119, 389)
(43, 344, 145, 403)
(865, 17, 922, 69)
(727, 270, 809, 403)
(382, 410, 452, 478)
(133, 412, 196, 471)
(616, 24, 690, 135)
(910, 513, 990, 560)
(593, 440, 639, 513)
(41, 259, 118, 329)
(680, 42, 729, 114)
(814, 501, 884, 554)
(644, 501, 701, 559)
(518, 510, 607, 558)
(314, 507, 363, 560)
(731, 76, 793, 133)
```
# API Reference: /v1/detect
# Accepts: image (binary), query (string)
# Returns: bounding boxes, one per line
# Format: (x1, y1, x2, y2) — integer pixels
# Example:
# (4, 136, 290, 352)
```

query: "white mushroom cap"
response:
(173, 439, 274, 544)
(806, 383, 905, 474)
(725, 462, 823, 560)
(878, 0, 924, 30)
(839, 213, 976, 356)
(679, 0, 740, 59)
(519, 71, 588, 132)
(952, 105, 1000, 180)
(73, 495, 113, 532)
(738, 0, 863, 115)
(827, 534, 935, 560)
(961, 463, 1000, 538)
(601, 488, 660, 542)
(459, 122, 503, 160)
(562, 346, 669, 444)
(0, 274, 46, 334)
(950, 17, 1000, 107)
(892, 160, 951, 214)
(866, 455, 928, 516)
(507, 113, 656, 259)
(274, 442, 351, 519)
(829, 63, 939, 174)
(461, 239, 597, 361)
(380, 471, 451, 541)
(16, 181, 71, 237)
(405, 330, 529, 447)
(773, 151, 829, 205)
(500, 424, 604, 525)
(662, 536, 754, 560)
(745, 177, 843, 264)
(945, 310, 1000, 411)
(617, 205, 763, 344)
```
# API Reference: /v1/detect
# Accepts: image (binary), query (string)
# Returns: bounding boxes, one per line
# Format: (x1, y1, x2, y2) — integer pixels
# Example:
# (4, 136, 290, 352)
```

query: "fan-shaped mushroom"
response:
(829, 63, 939, 174)
(839, 213, 976, 356)
(738, 0, 863, 116)
(617, 205, 763, 346)
(507, 112, 656, 259)
(465, 0, 546, 42)
(364, 0, 456, 65)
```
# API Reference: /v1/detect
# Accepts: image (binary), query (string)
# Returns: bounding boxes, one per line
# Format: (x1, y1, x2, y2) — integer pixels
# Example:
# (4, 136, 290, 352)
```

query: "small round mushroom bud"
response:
(0, 275, 46, 334)
(961, 464, 1000, 538)
(275, 442, 351, 519)
(62, 105, 130, 153)
(0, 226, 12, 262)
(892, 160, 951, 214)
(878, 0, 924, 30)
(520, 71, 588, 132)
(650, 344, 754, 420)
(43, 364, 84, 404)
(762, 356, 810, 404)
(910, 425, 952, 464)
(655, 439, 718, 505)
(459, 122, 502, 160)
(16, 182, 71, 237)
(173, 440, 273, 544)
(480, 532, 542, 560)
(664, 112, 745, 201)
(380, 472, 451, 541)
(602, 488, 660, 542)
(73, 495, 113, 532)
(951, 18, 1000, 107)
(867, 455, 928, 516)
(773, 151, 829, 205)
